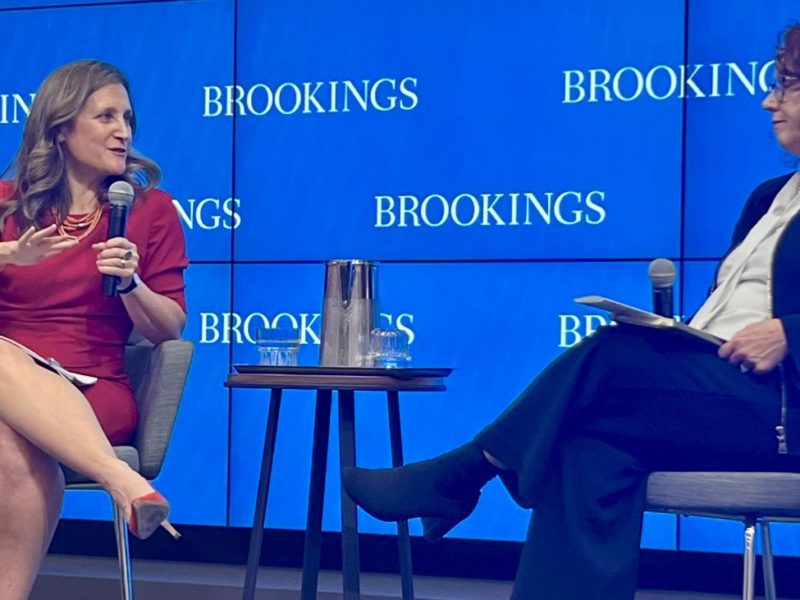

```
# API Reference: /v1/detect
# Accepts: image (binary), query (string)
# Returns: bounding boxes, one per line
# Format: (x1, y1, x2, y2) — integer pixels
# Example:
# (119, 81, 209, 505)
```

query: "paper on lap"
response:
(0, 335, 97, 387)
(574, 295, 725, 347)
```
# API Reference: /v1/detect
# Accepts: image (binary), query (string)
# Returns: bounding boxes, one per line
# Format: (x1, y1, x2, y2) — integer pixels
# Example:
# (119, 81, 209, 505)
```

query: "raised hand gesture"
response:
(11, 225, 78, 266)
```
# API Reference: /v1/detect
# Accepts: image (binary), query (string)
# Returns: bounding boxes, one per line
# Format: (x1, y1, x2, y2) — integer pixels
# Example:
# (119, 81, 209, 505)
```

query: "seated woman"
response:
(0, 60, 188, 599)
(343, 25, 800, 600)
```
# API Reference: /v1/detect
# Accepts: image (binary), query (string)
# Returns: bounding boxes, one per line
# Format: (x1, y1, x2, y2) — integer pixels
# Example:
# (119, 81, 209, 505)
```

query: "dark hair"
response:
(777, 24, 800, 76)
(2, 59, 161, 231)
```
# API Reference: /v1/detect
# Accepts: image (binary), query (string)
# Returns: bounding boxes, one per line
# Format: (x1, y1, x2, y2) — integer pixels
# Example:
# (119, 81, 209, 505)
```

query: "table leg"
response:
(338, 389, 361, 599)
(243, 388, 282, 600)
(387, 390, 415, 600)
(300, 390, 333, 600)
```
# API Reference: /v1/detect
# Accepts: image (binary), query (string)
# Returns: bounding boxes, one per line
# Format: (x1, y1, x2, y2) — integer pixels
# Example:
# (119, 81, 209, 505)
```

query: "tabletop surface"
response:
(226, 367, 449, 392)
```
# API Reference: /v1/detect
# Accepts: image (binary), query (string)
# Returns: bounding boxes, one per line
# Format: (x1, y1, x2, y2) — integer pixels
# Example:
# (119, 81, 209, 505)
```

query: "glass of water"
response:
(255, 327, 301, 367)
(368, 328, 411, 368)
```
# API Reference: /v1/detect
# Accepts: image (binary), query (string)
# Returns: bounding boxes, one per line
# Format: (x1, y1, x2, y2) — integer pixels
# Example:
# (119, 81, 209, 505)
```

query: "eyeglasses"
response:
(767, 75, 800, 102)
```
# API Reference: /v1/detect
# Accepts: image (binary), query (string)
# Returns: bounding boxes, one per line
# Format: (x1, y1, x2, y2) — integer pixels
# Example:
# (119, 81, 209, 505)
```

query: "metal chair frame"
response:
(645, 471, 800, 600)
(62, 338, 192, 600)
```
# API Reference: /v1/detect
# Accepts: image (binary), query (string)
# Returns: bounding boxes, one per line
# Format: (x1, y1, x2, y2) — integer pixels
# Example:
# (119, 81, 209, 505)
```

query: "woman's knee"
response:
(0, 342, 80, 407)
(0, 421, 64, 497)
(0, 340, 34, 370)
(586, 323, 640, 345)
(0, 342, 45, 390)
(566, 325, 664, 390)
(565, 325, 629, 365)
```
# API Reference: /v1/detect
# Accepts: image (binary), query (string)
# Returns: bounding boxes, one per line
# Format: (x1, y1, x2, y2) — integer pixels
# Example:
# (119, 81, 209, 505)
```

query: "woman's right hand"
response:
(7, 225, 78, 266)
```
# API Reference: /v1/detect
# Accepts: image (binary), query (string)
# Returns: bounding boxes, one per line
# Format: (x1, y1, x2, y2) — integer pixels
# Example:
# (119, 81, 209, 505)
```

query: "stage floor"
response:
(30, 554, 757, 600)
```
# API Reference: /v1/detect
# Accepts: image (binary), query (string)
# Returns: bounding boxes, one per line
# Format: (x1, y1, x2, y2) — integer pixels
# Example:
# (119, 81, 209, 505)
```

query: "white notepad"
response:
(574, 295, 724, 347)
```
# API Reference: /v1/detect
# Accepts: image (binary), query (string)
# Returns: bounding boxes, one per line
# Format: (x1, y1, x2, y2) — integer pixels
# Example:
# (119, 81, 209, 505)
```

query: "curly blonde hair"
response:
(2, 60, 161, 231)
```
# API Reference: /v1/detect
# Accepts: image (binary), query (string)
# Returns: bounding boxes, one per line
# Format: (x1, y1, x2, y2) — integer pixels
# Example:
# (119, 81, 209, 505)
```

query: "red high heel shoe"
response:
(128, 491, 181, 540)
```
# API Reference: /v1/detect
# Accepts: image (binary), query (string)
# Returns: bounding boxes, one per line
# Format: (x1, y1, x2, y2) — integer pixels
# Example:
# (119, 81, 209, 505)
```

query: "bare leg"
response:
(0, 422, 64, 600)
(0, 342, 157, 520)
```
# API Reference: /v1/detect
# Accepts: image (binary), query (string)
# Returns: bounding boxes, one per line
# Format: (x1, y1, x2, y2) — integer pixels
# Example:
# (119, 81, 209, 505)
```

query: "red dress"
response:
(0, 182, 188, 444)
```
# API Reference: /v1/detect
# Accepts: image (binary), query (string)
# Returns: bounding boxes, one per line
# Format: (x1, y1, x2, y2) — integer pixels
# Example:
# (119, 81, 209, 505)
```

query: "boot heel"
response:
(421, 515, 460, 542)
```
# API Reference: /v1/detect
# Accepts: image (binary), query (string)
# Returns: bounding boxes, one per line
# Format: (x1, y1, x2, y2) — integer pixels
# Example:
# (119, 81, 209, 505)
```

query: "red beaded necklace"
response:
(56, 203, 103, 240)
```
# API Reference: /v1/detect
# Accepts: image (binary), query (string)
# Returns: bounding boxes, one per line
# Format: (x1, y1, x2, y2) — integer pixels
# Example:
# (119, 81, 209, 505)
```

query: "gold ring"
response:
(119, 259, 126, 269)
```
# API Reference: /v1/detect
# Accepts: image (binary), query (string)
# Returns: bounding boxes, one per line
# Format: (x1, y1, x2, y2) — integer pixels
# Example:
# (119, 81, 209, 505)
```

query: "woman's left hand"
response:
(92, 237, 139, 287)
(718, 318, 789, 374)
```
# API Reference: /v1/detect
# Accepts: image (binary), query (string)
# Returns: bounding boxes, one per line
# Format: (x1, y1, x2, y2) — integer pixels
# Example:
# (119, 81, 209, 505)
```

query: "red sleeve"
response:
(136, 190, 189, 313)
(0, 181, 16, 202)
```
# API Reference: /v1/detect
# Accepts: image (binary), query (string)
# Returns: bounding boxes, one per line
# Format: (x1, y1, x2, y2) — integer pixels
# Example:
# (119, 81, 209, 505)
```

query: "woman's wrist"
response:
(117, 273, 139, 295)
(0, 241, 18, 266)
(117, 275, 134, 290)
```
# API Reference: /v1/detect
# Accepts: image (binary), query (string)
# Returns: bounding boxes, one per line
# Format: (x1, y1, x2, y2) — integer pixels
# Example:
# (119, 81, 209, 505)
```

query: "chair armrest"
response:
(129, 339, 193, 479)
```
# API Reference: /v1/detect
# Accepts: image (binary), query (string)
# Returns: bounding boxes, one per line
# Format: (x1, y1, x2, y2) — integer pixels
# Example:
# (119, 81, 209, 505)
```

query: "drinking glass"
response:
(368, 328, 411, 368)
(255, 327, 301, 366)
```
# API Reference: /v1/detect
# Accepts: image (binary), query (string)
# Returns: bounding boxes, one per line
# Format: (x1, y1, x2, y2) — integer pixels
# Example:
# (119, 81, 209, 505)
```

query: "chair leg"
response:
(761, 521, 777, 600)
(112, 500, 134, 600)
(743, 518, 756, 600)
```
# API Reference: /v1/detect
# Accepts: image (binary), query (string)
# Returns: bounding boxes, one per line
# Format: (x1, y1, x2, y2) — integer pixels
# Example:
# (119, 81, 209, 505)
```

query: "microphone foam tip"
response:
(107, 180, 135, 207)
(648, 258, 676, 287)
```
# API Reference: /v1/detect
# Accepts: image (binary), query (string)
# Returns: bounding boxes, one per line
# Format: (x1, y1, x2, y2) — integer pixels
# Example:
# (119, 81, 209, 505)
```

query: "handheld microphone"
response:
(648, 258, 675, 318)
(101, 180, 135, 297)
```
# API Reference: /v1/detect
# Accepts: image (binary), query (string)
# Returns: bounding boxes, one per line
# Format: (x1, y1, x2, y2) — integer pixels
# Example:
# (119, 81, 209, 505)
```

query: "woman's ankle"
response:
(101, 461, 154, 510)
(434, 443, 499, 501)
(483, 450, 508, 470)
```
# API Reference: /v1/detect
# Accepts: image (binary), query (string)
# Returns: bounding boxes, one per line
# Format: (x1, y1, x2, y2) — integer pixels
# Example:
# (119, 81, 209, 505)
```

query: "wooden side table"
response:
(226, 367, 450, 600)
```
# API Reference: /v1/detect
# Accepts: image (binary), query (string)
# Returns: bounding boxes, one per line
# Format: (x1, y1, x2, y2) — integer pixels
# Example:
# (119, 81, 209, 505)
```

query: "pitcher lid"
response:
(326, 259, 379, 265)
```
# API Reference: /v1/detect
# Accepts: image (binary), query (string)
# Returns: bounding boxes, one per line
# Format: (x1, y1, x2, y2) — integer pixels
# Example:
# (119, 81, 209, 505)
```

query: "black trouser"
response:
(474, 325, 799, 600)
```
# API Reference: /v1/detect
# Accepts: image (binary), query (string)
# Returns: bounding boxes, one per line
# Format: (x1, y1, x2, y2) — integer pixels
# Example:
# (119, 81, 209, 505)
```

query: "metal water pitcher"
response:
(320, 259, 379, 366)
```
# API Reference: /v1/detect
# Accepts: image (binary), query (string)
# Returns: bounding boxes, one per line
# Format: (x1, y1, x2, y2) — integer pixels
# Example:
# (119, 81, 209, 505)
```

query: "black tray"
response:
(233, 365, 452, 379)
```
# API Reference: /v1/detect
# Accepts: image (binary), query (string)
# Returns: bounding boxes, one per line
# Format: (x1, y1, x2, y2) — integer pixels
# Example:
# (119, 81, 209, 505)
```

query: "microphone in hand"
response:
(101, 180, 135, 297)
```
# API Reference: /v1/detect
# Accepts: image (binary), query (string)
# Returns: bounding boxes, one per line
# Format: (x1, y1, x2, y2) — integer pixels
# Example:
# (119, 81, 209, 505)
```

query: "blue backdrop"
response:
(0, 0, 798, 557)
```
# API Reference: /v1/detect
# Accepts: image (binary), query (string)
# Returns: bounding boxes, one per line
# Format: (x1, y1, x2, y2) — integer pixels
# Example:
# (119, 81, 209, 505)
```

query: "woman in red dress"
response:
(0, 60, 188, 598)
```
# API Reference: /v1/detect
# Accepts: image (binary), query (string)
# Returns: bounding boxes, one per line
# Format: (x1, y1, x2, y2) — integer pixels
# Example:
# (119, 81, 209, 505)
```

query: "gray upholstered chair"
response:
(62, 338, 193, 600)
(646, 471, 800, 600)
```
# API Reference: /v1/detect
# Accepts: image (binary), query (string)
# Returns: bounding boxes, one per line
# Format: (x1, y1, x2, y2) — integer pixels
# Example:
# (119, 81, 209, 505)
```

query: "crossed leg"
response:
(0, 340, 163, 596)
(0, 422, 64, 600)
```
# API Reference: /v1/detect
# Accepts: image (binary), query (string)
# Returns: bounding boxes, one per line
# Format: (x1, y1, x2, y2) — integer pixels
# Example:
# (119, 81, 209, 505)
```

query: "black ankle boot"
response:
(341, 442, 497, 535)
(421, 515, 464, 542)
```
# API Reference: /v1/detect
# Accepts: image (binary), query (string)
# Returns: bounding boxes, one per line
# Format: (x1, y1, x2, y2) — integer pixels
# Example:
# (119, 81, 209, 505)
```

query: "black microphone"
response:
(648, 258, 675, 318)
(102, 181, 135, 297)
